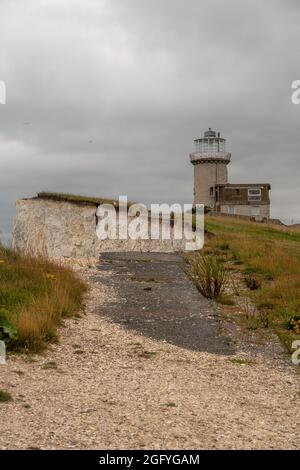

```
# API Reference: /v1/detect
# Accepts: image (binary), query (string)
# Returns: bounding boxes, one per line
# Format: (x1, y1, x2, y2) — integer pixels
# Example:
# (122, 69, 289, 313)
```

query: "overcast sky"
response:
(1, 0, 300, 242)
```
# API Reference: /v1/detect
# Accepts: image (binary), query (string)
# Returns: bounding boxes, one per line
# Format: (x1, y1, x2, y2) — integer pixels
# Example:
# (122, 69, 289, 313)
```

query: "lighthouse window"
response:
(211, 141, 217, 152)
(248, 188, 261, 201)
(219, 141, 225, 151)
(194, 137, 226, 153)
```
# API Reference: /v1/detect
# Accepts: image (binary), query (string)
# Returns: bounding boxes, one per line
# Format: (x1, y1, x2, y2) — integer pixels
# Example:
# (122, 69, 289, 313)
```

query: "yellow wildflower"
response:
(45, 273, 56, 280)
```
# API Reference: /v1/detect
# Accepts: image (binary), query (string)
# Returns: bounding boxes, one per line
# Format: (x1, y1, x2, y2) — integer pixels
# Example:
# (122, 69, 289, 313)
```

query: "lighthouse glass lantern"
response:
(194, 128, 226, 153)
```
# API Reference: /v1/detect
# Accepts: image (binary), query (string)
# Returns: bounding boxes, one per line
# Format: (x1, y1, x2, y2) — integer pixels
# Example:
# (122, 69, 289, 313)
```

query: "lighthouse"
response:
(190, 128, 231, 208)
(189, 127, 271, 221)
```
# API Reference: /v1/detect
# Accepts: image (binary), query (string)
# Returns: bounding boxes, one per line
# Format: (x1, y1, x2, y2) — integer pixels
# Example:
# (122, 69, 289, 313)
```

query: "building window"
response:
(228, 206, 235, 215)
(210, 186, 214, 197)
(248, 188, 261, 202)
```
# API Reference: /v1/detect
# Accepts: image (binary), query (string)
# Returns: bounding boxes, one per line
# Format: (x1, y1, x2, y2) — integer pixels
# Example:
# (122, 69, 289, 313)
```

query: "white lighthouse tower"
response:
(190, 128, 231, 208)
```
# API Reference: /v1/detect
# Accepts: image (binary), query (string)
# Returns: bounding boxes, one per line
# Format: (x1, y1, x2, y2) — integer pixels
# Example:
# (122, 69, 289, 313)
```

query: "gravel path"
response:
(0, 260, 299, 450)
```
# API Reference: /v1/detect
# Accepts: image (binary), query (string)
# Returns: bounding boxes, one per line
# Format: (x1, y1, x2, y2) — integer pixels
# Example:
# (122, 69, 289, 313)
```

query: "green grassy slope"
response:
(204, 216, 300, 351)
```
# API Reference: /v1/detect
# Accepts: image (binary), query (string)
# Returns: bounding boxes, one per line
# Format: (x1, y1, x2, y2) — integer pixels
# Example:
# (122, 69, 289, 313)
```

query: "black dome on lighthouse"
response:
(204, 128, 217, 138)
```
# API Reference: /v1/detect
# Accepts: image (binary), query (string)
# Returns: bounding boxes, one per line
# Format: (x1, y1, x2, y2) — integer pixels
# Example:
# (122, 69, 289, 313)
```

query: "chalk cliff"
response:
(12, 198, 192, 258)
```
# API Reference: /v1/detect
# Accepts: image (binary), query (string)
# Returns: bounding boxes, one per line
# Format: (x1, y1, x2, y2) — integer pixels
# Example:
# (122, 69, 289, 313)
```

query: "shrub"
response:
(0, 308, 18, 344)
(287, 316, 300, 335)
(244, 276, 261, 290)
(219, 243, 230, 251)
(190, 253, 229, 300)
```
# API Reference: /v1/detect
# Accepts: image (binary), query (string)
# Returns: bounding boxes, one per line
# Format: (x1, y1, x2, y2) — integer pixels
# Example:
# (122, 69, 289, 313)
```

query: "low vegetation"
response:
(37, 191, 132, 208)
(196, 216, 300, 351)
(0, 390, 12, 403)
(0, 246, 86, 352)
(189, 253, 229, 300)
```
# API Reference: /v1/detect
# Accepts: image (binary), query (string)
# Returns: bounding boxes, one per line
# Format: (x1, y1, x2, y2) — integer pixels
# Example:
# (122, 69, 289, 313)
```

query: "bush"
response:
(287, 316, 300, 335)
(0, 308, 18, 344)
(219, 243, 230, 251)
(244, 276, 261, 290)
(190, 253, 229, 300)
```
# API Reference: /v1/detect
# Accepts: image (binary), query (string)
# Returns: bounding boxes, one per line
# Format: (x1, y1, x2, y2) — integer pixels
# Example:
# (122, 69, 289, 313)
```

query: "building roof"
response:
(194, 128, 225, 141)
(216, 183, 271, 189)
(204, 128, 217, 138)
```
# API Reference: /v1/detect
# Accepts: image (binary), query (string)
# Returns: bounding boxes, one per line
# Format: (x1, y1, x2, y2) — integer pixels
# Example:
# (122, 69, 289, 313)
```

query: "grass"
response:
(189, 252, 230, 300)
(0, 390, 12, 402)
(161, 401, 177, 407)
(41, 361, 58, 369)
(201, 215, 300, 350)
(229, 358, 254, 365)
(0, 246, 86, 352)
(128, 343, 158, 358)
(37, 191, 133, 208)
(138, 350, 157, 358)
(205, 216, 300, 243)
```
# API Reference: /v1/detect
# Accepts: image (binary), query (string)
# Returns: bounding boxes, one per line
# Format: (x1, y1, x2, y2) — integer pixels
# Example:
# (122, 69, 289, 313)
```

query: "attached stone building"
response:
(190, 128, 271, 221)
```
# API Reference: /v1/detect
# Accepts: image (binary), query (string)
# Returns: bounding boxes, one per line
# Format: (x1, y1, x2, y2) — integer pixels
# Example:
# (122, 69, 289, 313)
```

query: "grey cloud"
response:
(1, 0, 300, 242)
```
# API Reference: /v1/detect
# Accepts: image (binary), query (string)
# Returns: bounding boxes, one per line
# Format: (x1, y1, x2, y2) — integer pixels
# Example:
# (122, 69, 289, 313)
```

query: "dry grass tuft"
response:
(190, 252, 230, 300)
(0, 246, 86, 352)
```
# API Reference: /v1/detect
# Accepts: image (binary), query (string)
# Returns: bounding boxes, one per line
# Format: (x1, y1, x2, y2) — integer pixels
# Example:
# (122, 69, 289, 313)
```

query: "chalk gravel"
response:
(0, 260, 299, 450)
